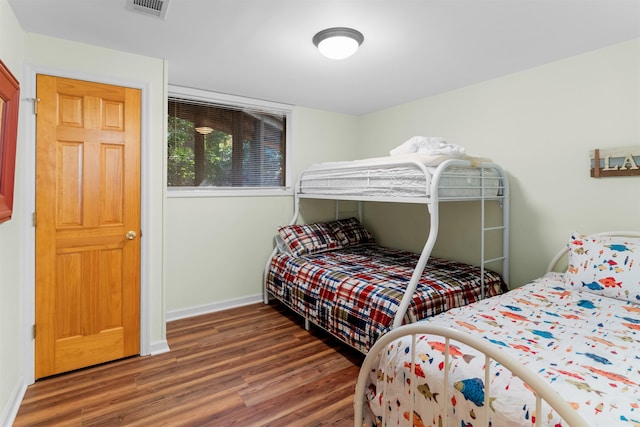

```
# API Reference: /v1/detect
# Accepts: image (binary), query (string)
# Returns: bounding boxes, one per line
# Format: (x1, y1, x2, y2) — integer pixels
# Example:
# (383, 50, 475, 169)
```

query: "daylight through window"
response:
(168, 95, 288, 190)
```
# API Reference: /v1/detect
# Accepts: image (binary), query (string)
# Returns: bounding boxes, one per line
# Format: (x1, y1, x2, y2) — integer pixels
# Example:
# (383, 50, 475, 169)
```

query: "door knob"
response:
(125, 230, 137, 240)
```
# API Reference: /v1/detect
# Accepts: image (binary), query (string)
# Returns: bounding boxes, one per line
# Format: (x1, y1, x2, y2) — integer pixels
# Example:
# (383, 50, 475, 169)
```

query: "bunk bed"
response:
(263, 152, 510, 353)
(354, 231, 640, 427)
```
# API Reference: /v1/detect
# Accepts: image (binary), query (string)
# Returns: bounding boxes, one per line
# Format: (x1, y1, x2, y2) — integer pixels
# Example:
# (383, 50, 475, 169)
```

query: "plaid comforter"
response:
(265, 245, 507, 353)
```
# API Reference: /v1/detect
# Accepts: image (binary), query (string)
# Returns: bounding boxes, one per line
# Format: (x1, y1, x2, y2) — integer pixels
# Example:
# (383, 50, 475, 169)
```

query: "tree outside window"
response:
(168, 97, 286, 189)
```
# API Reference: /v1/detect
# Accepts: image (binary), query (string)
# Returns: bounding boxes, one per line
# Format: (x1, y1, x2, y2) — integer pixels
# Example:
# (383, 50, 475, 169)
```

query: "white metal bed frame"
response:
(353, 231, 640, 427)
(353, 324, 591, 427)
(263, 157, 510, 330)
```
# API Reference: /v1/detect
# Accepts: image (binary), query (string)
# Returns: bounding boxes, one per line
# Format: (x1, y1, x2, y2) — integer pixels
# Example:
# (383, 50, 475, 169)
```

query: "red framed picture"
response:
(0, 60, 20, 223)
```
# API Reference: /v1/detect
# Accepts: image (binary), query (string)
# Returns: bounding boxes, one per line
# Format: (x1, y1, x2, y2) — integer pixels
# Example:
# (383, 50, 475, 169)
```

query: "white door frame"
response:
(20, 64, 154, 385)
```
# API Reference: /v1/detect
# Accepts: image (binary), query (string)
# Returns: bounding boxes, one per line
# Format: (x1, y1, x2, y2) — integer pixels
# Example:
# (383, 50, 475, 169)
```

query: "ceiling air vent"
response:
(127, 0, 170, 19)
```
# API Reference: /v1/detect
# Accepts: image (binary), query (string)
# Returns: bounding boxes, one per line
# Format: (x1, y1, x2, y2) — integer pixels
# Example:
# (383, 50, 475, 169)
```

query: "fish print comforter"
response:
(366, 272, 640, 426)
(265, 244, 507, 353)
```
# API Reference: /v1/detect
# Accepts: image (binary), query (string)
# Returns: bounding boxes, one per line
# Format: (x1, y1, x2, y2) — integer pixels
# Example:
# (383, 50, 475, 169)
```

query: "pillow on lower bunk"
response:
(326, 217, 376, 248)
(564, 232, 640, 304)
(277, 222, 342, 256)
(274, 234, 293, 255)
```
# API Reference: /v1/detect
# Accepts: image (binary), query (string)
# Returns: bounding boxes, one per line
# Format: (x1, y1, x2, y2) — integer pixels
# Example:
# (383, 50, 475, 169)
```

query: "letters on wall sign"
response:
(590, 146, 640, 178)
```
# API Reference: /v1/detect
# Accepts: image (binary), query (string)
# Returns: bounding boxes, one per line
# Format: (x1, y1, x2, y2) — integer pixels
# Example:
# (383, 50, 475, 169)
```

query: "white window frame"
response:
(167, 85, 294, 198)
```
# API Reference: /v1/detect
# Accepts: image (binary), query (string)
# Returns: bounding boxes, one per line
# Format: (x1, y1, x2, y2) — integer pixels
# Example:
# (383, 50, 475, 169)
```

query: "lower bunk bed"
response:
(264, 217, 508, 353)
(354, 231, 640, 427)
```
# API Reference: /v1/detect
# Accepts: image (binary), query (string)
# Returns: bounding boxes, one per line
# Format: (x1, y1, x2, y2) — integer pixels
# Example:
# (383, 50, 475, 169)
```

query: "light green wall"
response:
(0, 0, 25, 423)
(358, 38, 640, 287)
(164, 107, 359, 312)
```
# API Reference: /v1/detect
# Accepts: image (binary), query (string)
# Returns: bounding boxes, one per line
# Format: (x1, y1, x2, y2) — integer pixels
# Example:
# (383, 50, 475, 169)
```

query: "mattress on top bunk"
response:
(366, 272, 640, 427)
(265, 244, 507, 353)
(297, 154, 503, 199)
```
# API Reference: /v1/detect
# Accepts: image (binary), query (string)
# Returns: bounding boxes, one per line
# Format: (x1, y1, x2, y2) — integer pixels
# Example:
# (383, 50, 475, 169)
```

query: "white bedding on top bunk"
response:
(298, 154, 501, 199)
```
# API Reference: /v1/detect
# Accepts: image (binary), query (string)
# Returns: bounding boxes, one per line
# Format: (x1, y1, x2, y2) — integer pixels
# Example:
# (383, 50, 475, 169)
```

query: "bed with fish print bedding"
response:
(357, 231, 640, 427)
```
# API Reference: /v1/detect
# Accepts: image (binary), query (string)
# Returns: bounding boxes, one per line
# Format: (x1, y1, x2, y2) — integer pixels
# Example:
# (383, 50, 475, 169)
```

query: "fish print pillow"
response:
(564, 232, 640, 304)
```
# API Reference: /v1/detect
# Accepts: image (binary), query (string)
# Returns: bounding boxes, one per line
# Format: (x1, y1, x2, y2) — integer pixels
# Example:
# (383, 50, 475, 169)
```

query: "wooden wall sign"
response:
(590, 146, 640, 178)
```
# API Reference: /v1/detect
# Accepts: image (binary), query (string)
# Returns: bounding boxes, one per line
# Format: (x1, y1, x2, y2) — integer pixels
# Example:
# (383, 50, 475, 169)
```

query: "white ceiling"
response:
(9, 0, 640, 115)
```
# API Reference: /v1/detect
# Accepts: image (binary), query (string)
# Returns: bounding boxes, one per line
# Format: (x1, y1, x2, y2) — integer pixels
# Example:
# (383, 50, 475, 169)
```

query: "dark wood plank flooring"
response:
(14, 301, 364, 426)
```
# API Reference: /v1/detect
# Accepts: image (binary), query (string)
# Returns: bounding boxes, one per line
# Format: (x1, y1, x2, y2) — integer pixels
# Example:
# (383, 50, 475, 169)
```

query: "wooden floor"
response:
(14, 302, 365, 427)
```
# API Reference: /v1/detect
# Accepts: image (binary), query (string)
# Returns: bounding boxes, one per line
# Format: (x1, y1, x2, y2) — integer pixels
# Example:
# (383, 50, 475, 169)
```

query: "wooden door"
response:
(35, 75, 141, 379)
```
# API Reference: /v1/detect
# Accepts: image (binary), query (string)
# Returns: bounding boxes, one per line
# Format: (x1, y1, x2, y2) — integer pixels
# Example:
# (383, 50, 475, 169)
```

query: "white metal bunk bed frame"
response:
(353, 231, 640, 427)
(263, 157, 510, 330)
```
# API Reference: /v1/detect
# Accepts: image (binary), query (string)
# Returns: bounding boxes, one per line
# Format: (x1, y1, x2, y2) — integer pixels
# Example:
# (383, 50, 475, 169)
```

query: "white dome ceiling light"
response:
(312, 27, 364, 60)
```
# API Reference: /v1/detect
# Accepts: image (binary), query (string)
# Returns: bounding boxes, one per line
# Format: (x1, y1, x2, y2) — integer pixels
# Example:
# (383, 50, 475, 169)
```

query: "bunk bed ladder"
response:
(480, 166, 510, 298)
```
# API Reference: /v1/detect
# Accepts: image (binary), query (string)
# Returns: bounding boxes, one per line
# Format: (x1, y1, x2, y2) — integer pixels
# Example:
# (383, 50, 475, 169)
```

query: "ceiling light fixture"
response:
(195, 126, 213, 135)
(312, 27, 364, 60)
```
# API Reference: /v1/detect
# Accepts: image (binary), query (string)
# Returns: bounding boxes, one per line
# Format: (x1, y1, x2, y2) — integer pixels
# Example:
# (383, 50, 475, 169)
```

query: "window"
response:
(167, 86, 292, 196)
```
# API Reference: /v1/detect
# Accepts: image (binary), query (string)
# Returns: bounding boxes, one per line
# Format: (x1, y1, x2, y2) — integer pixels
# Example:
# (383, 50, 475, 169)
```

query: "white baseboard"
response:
(166, 293, 263, 322)
(1, 376, 27, 427)
(148, 340, 170, 356)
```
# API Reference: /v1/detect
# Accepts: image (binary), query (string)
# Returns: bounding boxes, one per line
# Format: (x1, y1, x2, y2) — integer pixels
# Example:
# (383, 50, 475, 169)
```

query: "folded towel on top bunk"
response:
(390, 136, 466, 157)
